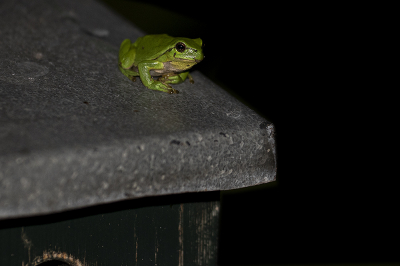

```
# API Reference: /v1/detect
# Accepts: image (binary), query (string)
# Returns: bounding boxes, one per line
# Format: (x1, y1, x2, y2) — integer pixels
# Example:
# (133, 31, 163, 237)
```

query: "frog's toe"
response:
(167, 88, 179, 94)
(157, 74, 183, 84)
(129, 76, 136, 82)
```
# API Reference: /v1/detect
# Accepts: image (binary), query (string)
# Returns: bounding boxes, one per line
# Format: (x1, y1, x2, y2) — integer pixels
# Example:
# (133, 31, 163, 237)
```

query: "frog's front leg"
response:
(138, 60, 179, 94)
(157, 72, 195, 85)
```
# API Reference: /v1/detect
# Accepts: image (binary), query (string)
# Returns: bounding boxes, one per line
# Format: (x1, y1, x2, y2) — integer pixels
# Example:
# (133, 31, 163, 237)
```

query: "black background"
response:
(97, 1, 397, 264)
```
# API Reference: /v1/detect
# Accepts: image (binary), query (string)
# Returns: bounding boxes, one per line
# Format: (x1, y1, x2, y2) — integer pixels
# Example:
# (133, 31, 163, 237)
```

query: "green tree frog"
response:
(118, 34, 204, 94)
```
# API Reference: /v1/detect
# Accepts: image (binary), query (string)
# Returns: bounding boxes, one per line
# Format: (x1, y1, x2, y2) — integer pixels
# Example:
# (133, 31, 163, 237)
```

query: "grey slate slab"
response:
(0, 0, 276, 219)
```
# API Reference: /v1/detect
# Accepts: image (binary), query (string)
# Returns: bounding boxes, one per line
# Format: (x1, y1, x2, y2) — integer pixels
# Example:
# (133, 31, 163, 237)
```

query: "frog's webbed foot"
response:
(119, 63, 139, 82)
(167, 88, 179, 94)
(159, 80, 179, 94)
(146, 80, 179, 94)
(157, 74, 178, 83)
(157, 72, 189, 85)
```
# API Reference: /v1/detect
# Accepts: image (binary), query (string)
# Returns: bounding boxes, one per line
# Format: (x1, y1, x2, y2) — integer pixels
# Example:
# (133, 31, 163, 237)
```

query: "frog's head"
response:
(169, 38, 204, 63)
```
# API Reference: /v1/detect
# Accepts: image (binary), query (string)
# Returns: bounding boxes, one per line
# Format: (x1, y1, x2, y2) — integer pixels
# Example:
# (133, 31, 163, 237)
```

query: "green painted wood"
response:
(0, 192, 220, 266)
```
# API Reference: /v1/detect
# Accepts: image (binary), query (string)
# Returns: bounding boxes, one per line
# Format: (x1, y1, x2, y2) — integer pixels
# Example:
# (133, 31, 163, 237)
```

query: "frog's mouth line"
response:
(173, 54, 202, 63)
(154, 48, 203, 63)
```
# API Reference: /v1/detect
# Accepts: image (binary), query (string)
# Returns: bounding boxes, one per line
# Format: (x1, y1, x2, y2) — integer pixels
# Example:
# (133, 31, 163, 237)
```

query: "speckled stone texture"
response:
(0, 0, 276, 219)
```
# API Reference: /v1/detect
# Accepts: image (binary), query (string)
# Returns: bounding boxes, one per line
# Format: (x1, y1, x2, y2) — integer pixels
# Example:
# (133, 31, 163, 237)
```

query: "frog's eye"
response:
(175, 42, 186, 52)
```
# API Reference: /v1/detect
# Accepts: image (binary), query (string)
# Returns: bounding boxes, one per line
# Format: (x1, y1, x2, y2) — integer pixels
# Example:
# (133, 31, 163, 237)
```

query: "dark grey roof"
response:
(0, 0, 276, 219)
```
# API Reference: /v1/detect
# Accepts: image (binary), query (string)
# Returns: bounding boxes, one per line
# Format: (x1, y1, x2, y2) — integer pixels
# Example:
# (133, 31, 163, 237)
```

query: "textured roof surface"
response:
(0, 0, 276, 219)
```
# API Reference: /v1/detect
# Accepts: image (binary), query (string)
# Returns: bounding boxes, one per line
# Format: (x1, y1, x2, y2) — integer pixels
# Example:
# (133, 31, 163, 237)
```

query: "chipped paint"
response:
(178, 204, 184, 266)
(194, 202, 219, 265)
(21, 228, 33, 262)
(135, 213, 138, 264)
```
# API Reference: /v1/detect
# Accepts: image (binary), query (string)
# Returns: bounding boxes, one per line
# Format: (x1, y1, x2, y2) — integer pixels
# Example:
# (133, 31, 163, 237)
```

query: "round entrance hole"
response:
(36, 260, 70, 266)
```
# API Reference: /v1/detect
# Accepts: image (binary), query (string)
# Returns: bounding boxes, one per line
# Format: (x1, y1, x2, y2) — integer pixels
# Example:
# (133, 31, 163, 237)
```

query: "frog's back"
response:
(133, 34, 176, 64)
